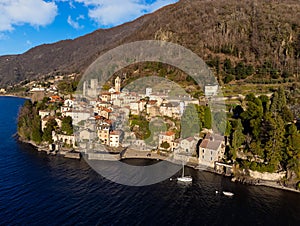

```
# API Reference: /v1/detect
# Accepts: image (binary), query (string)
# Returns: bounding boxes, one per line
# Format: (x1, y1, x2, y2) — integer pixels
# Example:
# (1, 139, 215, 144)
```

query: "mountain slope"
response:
(0, 0, 299, 87)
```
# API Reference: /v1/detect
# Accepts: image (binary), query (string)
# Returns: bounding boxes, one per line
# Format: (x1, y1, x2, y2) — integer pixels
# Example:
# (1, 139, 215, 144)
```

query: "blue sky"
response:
(0, 0, 178, 56)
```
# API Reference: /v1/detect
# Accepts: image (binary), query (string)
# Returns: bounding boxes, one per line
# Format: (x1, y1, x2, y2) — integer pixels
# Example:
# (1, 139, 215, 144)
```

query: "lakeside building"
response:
(158, 131, 176, 151)
(109, 130, 122, 147)
(198, 133, 225, 168)
(204, 84, 219, 96)
(52, 131, 76, 147)
(97, 121, 111, 145)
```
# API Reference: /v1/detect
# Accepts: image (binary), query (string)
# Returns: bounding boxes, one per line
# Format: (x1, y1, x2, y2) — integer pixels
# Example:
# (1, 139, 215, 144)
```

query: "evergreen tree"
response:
(31, 115, 42, 144)
(259, 95, 270, 113)
(42, 118, 58, 143)
(17, 100, 34, 140)
(264, 115, 285, 172)
(181, 104, 200, 138)
(232, 119, 245, 151)
(281, 106, 294, 122)
(245, 93, 256, 102)
(270, 92, 279, 113)
(213, 111, 227, 135)
(225, 120, 232, 137)
(277, 86, 287, 112)
(204, 106, 212, 129)
(61, 116, 73, 135)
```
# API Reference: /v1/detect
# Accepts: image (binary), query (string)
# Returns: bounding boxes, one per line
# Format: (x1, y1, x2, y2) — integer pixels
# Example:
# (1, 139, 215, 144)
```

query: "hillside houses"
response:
(35, 76, 226, 169)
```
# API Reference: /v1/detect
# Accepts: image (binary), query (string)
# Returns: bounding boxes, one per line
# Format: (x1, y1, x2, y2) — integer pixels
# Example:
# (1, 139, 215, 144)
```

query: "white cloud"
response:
(0, 33, 9, 40)
(77, 14, 85, 20)
(73, 0, 177, 27)
(0, 0, 58, 32)
(67, 15, 84, 29)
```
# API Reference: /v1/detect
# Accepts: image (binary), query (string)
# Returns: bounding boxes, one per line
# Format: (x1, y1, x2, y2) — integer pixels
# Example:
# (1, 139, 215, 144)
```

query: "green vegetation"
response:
(18, 100, 42, 144)
(129, 115, 150, 140)
(160, 141, 170, 150)
(57, 80, 78, 94)
(18, 99, 73, 145)
(181, 104, 201, 138)
(226, 86, 300, 180)
(61, 116, 73, 135)
(42, 118, 57, 143)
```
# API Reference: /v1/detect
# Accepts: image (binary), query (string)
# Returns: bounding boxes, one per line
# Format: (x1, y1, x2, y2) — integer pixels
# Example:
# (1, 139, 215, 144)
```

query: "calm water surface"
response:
(0, 96, 300, 225)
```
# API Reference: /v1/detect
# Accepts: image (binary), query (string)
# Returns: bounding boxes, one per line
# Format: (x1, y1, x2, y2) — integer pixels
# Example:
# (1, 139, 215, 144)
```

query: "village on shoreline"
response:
(12, 72, 300, 193)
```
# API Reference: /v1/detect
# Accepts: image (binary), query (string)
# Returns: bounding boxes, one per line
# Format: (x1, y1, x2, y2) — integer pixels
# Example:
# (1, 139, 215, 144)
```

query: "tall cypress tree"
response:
(31, 115, 42, 144)
(232, 119, 245, 151)
(204, 106, 212, 129)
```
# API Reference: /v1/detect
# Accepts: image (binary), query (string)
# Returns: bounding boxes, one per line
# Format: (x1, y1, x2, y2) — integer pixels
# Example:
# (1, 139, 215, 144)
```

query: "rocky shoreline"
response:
(231, 175, 300, 193)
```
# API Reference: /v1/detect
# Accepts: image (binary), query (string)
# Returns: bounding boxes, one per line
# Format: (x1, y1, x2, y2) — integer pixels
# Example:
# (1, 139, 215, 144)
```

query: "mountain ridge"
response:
(0, 0, 299, 87)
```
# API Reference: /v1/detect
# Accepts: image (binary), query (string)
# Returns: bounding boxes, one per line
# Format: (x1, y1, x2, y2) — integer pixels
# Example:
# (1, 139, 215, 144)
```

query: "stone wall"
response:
(249, 170, 286, 181)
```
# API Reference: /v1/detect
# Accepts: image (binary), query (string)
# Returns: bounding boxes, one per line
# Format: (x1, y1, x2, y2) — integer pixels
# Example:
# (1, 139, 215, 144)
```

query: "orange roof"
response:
(94, 115, 102, 120)
(105, 119, 112, 124)
(163, 131, 175, 136)
(50, 95, 61, 99)
(110, 131, 120, 135)
(148, 100, 157, 105)
(102, 108, 112, 113)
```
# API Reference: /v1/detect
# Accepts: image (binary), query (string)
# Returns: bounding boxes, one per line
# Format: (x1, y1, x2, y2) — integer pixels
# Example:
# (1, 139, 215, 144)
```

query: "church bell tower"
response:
(115, 76, 121, 92)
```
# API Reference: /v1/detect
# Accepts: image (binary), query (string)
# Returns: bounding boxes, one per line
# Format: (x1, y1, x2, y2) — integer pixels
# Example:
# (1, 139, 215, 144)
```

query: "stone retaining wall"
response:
(249, 170, 286, 181)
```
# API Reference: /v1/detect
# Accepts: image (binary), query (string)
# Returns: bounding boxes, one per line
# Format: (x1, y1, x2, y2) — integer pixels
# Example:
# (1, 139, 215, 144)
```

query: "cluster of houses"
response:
(38, 76, 225, 168)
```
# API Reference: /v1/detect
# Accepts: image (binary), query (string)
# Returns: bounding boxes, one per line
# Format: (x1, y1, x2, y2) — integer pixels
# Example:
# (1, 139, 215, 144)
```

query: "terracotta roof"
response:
(94, 115, 102, 120)
(104, 119, 112, 124)
(102, 108, 112, 113)
(162, 131, 175, 136)
(110, 131, 120, 135)
(148, 100, 157, 105)
(50, 95, 61, 99)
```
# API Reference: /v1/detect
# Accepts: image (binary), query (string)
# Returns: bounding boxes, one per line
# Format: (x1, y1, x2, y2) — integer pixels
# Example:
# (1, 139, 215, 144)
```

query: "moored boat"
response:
(222, 191, 234, 196)
(177, 163, 193, 182)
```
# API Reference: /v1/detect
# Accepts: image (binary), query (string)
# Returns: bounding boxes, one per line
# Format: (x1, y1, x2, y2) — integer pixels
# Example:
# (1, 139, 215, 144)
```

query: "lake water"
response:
(0, 96, 300, 225)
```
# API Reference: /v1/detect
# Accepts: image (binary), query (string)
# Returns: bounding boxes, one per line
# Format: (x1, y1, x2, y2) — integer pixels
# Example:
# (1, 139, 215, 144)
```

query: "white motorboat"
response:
(222, 191, 234, 196)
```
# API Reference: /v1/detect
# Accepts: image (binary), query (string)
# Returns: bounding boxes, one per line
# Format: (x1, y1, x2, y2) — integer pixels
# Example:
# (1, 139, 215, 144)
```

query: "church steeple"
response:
(115, 76, 121, 92)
